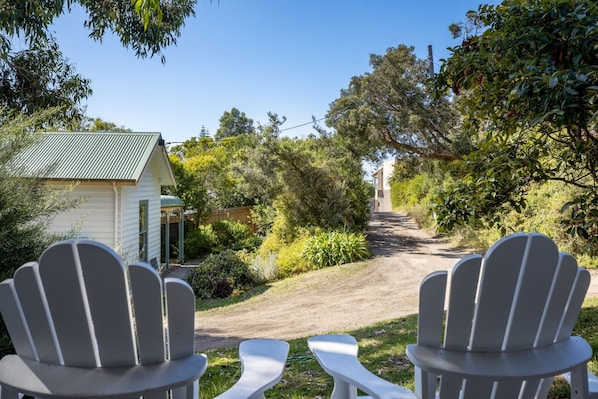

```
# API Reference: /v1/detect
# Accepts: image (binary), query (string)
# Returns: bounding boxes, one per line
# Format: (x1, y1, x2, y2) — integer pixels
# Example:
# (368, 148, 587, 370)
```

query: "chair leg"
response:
(0, 386, 19, 399)
(570, 364, 590, 399)
(330, 377, 357, 399)
(414, 367, 436, 399)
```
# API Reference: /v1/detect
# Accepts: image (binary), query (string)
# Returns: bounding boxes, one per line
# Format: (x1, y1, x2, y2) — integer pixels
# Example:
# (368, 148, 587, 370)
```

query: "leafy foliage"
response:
(326, 45, 462, 162)
(0, 109, 79, 275)
(184, 224, 218, 259)
(0, 109, 80, 356)
(214, 107, 255, 141)
(435, 0, 598, 252)
(184, 221, 260, 260)
(185, 250, 251, 299)
(0, 0, 195, 126)
(235, 115, 371, 243)
(0, 39, 92, 127)
(77, 117, 132, 132)
(275, 236, 311, 278)
(302, 231, 371, 269)
(168, 135, 256, 226)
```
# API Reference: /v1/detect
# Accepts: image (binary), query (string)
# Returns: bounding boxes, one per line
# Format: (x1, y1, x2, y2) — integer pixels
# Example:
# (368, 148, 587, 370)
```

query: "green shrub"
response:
(390, 173, 436, 210)
(447, 181, 598, 267)
(186, 250, 251, 298)
(276, 236, 310, 277)
(212, 220, 250, 251)
(258, 233, 284, 257)
(232, 235, 263, 253)
(302, 231, 371, 269)
(184, 225, 218, 259)
(250, 204, 276, 236)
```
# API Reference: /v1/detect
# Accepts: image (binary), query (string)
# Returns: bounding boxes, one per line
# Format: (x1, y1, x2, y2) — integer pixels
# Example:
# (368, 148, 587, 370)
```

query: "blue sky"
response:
(50, 0, 500, 144)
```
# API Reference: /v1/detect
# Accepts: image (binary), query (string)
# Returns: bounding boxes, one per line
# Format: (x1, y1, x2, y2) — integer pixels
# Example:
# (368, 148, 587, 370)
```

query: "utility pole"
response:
(427, 45, 434, 77)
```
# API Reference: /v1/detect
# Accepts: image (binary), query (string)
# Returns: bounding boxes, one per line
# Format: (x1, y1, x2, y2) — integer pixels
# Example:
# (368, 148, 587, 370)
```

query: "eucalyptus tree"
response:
(0, 0, 195, 126)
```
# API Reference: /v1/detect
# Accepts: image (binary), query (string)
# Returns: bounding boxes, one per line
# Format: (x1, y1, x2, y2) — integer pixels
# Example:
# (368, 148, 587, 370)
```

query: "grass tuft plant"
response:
(302, 231, 371, 269)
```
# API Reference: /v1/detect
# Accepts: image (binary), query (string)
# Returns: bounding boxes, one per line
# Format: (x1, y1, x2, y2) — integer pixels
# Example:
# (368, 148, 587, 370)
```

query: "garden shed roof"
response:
(13, 132, 175, 185)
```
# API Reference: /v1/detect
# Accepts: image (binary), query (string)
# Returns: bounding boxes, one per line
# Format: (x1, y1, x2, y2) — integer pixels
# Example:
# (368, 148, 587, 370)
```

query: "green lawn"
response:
(199, 298, 598, 399)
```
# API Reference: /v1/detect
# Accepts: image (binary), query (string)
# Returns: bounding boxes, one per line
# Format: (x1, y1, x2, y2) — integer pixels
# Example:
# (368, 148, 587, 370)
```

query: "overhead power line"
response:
(280, 117, 325, 132)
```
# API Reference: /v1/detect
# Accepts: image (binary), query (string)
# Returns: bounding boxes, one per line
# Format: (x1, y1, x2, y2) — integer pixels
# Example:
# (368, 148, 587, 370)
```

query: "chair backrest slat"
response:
(438, 256, 483, 398)
(76, 241, 138, 367)
(460, 378, 494, 398)
(504, 234, 559, 350)
(165, 278, 197, 399)
(165, 278, 196, 360)
(443, 255, 482, 350)
(558, 267, 591, 341)
(536, 253, 579, 346)
(0, 280, 35, 360)
(494, 380, 525, 397)
(417, 271, 447, 347)
(470, 233, 528, 351)
(38, 241, 97, 367)
(13, 263, 60, 364)
(129, 262, 167, 364)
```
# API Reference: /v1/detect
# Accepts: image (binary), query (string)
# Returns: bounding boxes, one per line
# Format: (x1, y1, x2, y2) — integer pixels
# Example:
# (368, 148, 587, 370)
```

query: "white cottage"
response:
(15, 132, 176, 265)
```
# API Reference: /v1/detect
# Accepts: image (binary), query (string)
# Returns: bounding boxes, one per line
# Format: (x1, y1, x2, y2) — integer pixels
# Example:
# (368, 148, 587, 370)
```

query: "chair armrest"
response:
(0, 354, 207, 399)
(214, 339, 289, 399)
(406, 336, 591, 380)
(308, 335, 416, 399)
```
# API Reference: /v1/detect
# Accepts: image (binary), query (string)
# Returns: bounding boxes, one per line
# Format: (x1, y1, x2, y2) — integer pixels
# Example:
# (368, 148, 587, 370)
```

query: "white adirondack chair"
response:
(0, 239, 207, 399)
(309, 232, 593, 399)
(0, 239, 290, 399)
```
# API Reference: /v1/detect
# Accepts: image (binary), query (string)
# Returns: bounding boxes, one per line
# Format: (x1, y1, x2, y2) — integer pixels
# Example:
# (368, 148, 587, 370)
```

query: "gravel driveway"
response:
(185, 211, 598, 350)
(192, 212, 470, 350)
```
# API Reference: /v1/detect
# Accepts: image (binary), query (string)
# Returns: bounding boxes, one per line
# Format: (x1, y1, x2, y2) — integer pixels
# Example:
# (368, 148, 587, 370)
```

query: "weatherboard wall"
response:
(47, 185, 117, 245)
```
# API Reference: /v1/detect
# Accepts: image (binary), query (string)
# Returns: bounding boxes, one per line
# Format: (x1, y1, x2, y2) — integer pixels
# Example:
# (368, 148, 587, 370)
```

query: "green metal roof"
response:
(14, 132, 174, 184)
(161, 195, 184, 208)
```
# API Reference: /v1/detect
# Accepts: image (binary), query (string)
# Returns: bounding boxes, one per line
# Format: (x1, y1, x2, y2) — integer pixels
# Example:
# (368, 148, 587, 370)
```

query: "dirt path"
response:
(192, 212, 468, 350)
(190, 211, 598, 350)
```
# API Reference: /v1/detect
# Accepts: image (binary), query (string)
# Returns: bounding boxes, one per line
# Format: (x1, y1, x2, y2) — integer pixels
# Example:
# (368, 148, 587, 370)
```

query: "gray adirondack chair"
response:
(0, 239, 206, 399)
(309, 232, 592, 399)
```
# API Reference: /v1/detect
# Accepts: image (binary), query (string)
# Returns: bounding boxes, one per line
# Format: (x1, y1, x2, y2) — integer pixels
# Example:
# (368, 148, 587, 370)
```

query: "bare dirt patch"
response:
(188, 211, 598, 350)
(192, 212, 467, 350)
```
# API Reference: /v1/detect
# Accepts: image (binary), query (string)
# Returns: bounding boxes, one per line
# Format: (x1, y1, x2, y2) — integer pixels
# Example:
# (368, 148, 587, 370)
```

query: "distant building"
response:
(14, 132, 176, 265)
(371, 159, 395, 212)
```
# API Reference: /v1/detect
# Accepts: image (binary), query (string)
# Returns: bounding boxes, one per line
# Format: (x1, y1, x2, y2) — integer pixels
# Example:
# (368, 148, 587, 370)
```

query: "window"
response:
(139, 200, 148, 262)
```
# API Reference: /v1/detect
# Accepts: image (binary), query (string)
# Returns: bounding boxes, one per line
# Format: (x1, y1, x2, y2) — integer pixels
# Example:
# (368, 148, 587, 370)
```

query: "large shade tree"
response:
(234, 113, 371, 242)
(214, 107, 256, 141)
(434, 0, 598, 252)
(0, 0, 195, 126)
(0, 0, 195, 355)
(326, 45, 462, 163)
